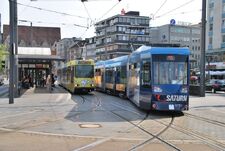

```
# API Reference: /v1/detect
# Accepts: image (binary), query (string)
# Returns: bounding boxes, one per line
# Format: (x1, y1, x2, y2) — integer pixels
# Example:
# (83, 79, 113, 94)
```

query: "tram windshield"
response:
(153, 55, 188, 85)
(75, 65, 94, 78)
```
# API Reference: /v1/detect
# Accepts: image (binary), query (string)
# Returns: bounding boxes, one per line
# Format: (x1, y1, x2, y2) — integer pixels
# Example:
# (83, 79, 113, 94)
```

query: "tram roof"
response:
(134, 45, 190, 55)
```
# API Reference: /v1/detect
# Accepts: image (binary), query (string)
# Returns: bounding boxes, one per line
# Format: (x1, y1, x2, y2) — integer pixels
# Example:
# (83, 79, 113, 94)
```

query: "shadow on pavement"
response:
(65, 92, 184, 123)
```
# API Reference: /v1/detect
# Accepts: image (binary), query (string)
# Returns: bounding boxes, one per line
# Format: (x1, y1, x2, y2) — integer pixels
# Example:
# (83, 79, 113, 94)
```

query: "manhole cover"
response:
(79, 124, 102, 128)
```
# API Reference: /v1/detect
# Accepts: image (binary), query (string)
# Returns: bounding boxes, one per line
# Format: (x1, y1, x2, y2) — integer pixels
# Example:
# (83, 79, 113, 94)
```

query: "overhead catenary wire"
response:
(97, 0, 121, 21)
(79, 0, 122, 38)
(153, 0, 167, 18)
(82, 2, 94, 23)
(18, 19, 88, 28)
(10, 0, 88, 20)
(155, 0, 196, 19)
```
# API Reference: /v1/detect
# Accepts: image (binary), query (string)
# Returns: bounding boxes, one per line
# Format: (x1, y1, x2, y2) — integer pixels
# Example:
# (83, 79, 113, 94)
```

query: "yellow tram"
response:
(58, 59, 95, 93)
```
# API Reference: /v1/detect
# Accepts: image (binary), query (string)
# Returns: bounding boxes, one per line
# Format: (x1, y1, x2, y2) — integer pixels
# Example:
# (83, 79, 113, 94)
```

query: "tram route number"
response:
(166, 95, 187, 102)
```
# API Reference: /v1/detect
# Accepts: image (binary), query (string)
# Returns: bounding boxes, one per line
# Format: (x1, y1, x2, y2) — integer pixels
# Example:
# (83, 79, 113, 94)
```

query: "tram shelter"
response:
(18, 47, 64, 87)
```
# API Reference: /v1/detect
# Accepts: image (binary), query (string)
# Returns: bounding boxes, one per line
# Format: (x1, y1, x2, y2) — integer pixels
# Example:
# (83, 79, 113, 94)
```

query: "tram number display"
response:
(166, 95, 187, 102)
(78, 61, 92, 64)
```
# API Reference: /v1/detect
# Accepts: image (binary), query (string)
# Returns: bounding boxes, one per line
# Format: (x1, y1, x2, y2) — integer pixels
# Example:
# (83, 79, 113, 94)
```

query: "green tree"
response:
(0, 44, 8, 72)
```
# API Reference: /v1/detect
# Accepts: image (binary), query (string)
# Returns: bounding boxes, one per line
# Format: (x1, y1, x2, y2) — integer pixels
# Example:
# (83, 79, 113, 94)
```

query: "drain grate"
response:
(79, 124, 102, 128)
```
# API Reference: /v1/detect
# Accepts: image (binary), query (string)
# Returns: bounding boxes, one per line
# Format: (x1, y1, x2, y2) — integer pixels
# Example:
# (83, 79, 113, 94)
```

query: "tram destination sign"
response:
(78, 60, 92, 64)
(166, 95, 187, 102)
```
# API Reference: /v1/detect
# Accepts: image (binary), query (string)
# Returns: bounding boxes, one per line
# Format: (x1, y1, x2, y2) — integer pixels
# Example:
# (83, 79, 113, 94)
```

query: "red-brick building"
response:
(3, 25, 61, 47)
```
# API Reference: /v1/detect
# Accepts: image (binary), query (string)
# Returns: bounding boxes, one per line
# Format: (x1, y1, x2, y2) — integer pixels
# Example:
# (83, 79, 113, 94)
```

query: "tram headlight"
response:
(75, 84, 79, 87)
(153, 86, 162, 93)
(181, 86, 188, 93)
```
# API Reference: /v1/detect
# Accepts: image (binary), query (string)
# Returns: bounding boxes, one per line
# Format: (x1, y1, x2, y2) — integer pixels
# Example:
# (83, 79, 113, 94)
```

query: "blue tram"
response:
(95, 46, 190, 111)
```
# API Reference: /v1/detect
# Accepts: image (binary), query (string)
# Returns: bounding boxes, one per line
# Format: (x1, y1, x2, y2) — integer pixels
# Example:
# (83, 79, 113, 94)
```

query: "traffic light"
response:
(1, 60, 5, 68)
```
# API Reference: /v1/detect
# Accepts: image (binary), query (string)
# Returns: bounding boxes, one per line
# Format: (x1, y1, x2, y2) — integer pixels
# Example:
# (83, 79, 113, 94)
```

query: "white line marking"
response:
(0, 127, 145, 141)
(0, 110, 38, 120)
(73, 137, 111, 151)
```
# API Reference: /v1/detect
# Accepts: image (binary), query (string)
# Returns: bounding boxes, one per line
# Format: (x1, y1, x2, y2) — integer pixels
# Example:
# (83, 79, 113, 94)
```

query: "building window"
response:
(119, 17, 123, 22)
(222, 35, 225, 43)
(209, 24, 213, 31)
(209, 9, 213, 18)
(222, 20, 225, 28)
(209, 37, 212, 45)
(192, 29, 201, 34)
(130, 18, 135, 24)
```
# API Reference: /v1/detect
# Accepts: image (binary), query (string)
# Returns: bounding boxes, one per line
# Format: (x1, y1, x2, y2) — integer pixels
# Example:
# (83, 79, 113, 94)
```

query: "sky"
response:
(0, 0, 202, 39)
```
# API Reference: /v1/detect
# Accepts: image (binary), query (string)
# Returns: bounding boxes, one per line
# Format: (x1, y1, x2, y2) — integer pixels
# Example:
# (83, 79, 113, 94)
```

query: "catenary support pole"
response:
(200, 0, 206, 97)
(9, 0, 15, 104)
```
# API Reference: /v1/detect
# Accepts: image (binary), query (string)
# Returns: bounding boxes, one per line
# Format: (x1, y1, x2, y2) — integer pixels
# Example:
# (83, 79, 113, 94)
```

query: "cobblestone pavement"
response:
(0, 86, 225, 151)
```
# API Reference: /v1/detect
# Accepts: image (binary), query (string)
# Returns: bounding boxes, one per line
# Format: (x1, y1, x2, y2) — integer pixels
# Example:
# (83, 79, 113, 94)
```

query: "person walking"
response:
(46, 74, 52, 93)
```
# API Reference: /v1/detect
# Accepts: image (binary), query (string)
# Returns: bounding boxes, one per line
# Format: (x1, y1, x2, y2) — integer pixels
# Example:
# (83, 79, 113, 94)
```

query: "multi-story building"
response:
(206, 0, 225, 62)
(95, 11, 150, 60)
(84, 37, 96, 60)
(68, 40, 87, 62)
(150, 23, 201, 69)
(55, 38, 79, 62)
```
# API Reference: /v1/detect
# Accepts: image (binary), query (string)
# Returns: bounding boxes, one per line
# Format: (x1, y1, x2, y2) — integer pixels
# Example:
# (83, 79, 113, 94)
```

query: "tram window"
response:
(105, 68, 114, 83)
(134, 63, 137, 68)
(95, 69, 100, 76)
(141, 61, 151, 88)
(71, 67, 74, 83)
(117, 66, 126, 84)
(67, 67, 71, 82)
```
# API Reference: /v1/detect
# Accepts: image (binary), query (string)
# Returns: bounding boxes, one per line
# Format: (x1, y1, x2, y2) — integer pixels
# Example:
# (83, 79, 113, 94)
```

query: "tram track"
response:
(184, 112, 225, 128)
(87, 93, 182, 151)
(92, 93, 225, 150)
(151, 116, 225, 151)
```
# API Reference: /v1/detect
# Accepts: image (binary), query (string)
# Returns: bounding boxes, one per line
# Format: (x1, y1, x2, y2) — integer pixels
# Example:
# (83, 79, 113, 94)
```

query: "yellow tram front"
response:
(65, 59, 95, 93)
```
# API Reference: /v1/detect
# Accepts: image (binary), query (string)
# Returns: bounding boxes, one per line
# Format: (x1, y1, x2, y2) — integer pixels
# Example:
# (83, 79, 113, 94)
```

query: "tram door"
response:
(128, 62, 140, 105)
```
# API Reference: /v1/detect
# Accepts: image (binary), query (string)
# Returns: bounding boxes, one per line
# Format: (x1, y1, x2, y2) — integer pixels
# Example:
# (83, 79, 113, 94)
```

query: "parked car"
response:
(0, 76, 4, 86)
(0, 80, 3, 86)
(206, 79, 225, 93)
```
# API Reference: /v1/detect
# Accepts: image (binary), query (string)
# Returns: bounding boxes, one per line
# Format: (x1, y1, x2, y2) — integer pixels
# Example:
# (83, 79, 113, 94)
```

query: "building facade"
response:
(206, 0, 225, 62)
(150, 23, 201, 69)
(95, 11, 150, 60)
(85, 37, 96, 60)
(3, 25, 61, 47)
(3, 25, 62, 90)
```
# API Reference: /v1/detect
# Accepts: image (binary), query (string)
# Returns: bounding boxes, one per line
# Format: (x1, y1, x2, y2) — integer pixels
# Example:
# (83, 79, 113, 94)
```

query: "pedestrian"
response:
(46, 74, 52, 93)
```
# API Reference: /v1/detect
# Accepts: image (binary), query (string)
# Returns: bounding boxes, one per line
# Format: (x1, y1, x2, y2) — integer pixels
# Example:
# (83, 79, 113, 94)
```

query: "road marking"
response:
(73, 137, 111, 151)
(0, 127, 146, 141)
(0, 110, 38, 120)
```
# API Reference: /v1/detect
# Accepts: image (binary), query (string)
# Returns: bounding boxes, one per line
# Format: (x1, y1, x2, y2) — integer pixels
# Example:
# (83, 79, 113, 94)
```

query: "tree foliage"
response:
(0, 44, 8, 72)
